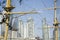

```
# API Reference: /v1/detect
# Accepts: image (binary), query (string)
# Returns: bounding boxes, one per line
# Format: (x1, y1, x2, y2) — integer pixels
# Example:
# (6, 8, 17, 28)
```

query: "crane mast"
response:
(4, 0, 14, 40)
(53, 0, 59, 40)
(3, 0, 38, 40)
(2, 0, 59, 40)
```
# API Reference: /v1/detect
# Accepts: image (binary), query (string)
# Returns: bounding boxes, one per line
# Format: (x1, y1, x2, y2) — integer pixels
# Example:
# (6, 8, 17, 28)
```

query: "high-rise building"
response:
(24, 23, 27, 38)
(12, 18, 18, 31)
(42, 18, 49, 40)
(9, 17, 19, 40)
(18, 19, 24, 38)
(26, 17, 34, 39)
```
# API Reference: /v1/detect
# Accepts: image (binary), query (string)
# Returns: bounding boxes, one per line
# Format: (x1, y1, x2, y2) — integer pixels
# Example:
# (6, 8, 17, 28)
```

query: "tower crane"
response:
(0, 0, 38, 40)
(37, 0, 60, 40)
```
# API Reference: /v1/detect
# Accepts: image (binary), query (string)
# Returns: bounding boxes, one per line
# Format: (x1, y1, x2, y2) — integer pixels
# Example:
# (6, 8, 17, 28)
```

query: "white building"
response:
(24, 23, 27, 38)
(18, 19, 24, 38)
(42, 18, 49, 40)
(26, 17, 35, 39)
(11, 31, 18, 40)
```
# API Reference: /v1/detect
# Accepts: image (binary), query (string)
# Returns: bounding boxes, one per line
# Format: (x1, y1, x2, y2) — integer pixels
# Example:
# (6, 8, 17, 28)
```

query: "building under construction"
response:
(0, 0, 60, 40)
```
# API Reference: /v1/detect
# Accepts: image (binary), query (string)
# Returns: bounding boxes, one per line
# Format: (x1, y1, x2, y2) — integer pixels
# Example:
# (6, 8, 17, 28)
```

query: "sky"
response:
(0, 0, 60, 38)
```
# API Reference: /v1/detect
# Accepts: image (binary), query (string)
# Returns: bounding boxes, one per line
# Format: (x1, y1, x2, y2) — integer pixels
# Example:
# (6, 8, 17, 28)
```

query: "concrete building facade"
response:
(18, 19, 24, 38)
(42, 18, 49, 40)
(26, 17, 34, 39)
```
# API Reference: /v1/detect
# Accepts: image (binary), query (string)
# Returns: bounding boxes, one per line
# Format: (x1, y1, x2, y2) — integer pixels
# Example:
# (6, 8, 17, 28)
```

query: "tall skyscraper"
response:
(42, 18, 49, 40)
(24, 23, 27, 38)
(18, 19, 24, 38)
(12, 18, 18, 31)
(26, 17, 34, 39)
(11, 18, 19, 40)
